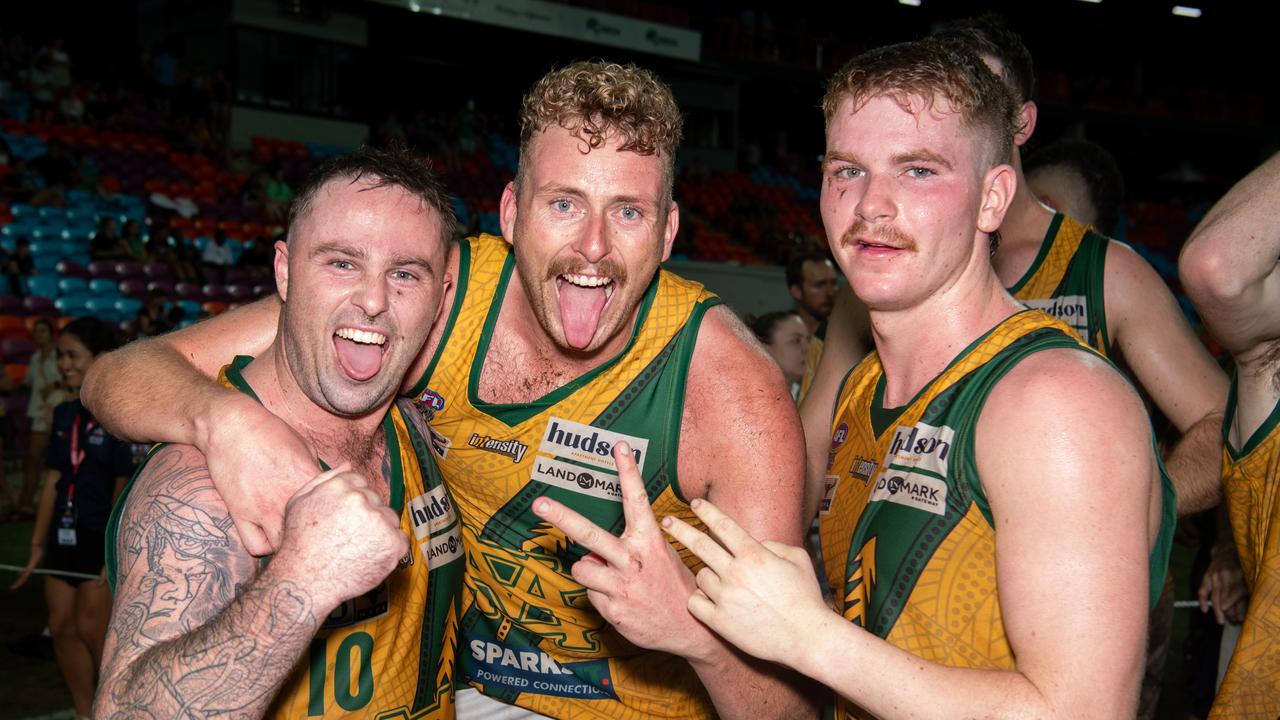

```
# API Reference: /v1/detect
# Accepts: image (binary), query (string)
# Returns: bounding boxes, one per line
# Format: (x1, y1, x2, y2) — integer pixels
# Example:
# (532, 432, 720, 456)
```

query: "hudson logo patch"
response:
(1023, 295, 1088, 339)
(869, 471, 948, 516)
(531, 456, 622, 501)
(538, 417, 647, 473)
(885, 422, 955, 476)
(408, 485, 457, 539)
(467, 433, 529, 463)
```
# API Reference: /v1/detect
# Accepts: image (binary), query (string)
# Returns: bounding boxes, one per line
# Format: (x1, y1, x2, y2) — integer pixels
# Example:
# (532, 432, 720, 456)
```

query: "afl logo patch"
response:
(831, 423, 849, 450)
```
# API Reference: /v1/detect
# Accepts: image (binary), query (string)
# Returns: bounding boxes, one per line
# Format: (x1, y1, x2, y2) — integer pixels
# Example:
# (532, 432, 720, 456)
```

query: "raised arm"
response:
(1104, 242, 1228, 514)
(1179, 151, 1280, 360)
(81, 296, 283, 445)
(95, 446, 406, 718)
(798, 286, 871, 523)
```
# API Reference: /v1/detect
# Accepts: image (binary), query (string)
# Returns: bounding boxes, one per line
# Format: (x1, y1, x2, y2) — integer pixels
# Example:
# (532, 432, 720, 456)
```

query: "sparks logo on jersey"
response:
(465, 637, 619, 700)
(531, 456, 622, 501)
(1023, 295, 1088, 338)
(831, 422, 849, 450)
(885, 421, 955, 476)
(850, 456, 877, 485)
(538, 417, 648, 473)
(467, 433, 529, 463)
(412, 388, 446, 421)
(408, 485, 458, 539)
(820, 475, 840, 514)
(869, 470, 948, 516)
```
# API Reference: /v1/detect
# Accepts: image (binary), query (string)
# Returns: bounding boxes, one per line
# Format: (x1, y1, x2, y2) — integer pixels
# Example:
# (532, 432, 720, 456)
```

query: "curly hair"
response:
(822, 38, 1017, 171)
(517, 60, 683, 204)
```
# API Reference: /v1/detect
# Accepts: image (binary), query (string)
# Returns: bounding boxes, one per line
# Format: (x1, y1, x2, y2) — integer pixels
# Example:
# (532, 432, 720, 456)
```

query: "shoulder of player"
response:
(979, 347, 1150, 459)
(1101, 238, 1179, 322)
(689, 304, 782, 382)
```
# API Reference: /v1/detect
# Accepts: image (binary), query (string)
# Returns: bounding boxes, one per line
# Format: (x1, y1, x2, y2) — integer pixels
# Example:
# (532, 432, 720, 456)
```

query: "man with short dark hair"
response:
(1024, 137, 1125, 234)
(94, 148, 465, 719)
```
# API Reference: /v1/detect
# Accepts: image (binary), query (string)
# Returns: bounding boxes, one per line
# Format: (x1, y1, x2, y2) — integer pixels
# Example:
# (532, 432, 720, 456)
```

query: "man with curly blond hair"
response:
(82, 61, 812, 719)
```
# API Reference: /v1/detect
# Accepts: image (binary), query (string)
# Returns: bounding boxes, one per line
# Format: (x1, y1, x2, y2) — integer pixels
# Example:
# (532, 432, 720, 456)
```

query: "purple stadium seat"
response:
(202, 284, 230, 302)
(146, 279, 175, 296)
(143, 262, 172, 280)
(223, 267, 249, 284)
(0, 294, 22, 314)
(115, 261, 145, 279)
(199, 265, 222, 284)
(56, 260, 88, 278)
(118, 278, 149, 298)
(88, 260, 118, 278)
(225, 284, 253, 300)
(174, 282, 203, 300)
(22, 296, 56, 315)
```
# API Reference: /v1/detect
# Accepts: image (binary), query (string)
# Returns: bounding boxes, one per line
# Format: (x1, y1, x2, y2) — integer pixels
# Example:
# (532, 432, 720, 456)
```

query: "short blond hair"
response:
(517, 60, 683, 204)
(822, 38, 1016, 170)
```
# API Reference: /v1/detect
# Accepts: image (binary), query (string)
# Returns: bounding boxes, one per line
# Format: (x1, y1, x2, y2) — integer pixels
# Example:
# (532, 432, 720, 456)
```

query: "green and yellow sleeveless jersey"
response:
(1211, 379, 1280, 719)
(1008, 212, 1111, 355)
(818, 310, 1175, 720)
(106, 356, 465, 719)
(407, 234, 722, 719)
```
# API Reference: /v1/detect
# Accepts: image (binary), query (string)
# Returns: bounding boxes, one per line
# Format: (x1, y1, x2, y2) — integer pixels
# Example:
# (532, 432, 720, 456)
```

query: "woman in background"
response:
(11, 317, 133, 720)
(748, 310, 810, 401)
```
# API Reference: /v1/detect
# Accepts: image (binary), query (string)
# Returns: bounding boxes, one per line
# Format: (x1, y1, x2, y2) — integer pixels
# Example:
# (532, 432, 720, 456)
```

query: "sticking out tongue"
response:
(559, 281, 609, 349)
(334, 336, 384, 381)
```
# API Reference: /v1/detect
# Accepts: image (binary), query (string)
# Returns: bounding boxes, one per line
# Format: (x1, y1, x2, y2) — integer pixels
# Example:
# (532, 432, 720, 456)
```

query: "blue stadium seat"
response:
(27, 239, 60, 256)
(177, 299, 202, 319)
(114, 297, 143, 317)
(57, 277, 89, 295)
(28, 274, 60, 299)
(89, 278, 120, 295)
(54, 294, 90, 315)
(84, 297, 120, 320)
(33, 255, 61, 272)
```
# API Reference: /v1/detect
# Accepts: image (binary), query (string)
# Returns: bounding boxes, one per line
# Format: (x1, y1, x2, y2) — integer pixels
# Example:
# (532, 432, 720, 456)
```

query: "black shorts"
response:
(44, 528, 106, 588)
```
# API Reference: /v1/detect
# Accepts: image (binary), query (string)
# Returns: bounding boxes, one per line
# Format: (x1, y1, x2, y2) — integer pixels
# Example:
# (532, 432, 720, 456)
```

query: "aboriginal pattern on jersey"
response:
(106, 357, 465, 719)
(1008, 212, 1112, 355)
(1211, 378, 1280, 719)
(818, 311, 1176, 720)
(410, 235, 723, 719)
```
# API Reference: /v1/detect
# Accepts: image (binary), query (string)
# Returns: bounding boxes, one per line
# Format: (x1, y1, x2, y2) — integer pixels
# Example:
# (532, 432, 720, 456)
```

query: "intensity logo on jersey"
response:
(467, 433, 529, 463)
(850, 456, 878, 484)
(1022, 295, 1089, 339)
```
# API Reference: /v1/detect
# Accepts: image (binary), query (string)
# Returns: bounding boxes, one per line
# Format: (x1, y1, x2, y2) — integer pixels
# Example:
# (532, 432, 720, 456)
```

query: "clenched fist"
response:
(270, 466, 408, 612)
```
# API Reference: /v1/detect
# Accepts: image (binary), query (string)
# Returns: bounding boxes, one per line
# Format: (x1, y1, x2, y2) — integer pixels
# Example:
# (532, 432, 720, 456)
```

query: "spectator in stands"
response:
(88, 217, 121, 260)
(169, 241, 201, 285)
(200, 228, 234, 268)
(136, 291, 177, 338)
(1025, 137, 1125, 234)
(11, 317, 131, 720)
(119, 219, 146, 260)
(748, 310, 810, 400)
(264, 167, 293, 222)
(15, 318, 63, 521)
(6, 235, 34, 294)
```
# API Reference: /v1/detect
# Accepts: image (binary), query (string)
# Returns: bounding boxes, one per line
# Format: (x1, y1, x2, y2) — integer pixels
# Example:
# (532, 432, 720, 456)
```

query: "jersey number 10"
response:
(308, 632, 374, 715)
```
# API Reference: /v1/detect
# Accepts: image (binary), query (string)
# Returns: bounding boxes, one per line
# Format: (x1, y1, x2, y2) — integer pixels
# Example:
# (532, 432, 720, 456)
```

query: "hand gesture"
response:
(532, 443, 714, 661)
(10, 544, 44, 590)
(661, 499, 832, 668)
(1199, 543, 1249, 625)
(271, 465, 408, 611)
(205, 394, 320, 556)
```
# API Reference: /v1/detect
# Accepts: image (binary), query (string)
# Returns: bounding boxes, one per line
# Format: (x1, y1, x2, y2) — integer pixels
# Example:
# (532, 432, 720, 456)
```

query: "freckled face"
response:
(500, 125, 678, 355)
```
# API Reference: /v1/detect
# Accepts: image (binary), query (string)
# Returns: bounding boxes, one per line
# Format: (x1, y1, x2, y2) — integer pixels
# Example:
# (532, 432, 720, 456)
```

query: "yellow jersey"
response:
(1211, 379, 1280, 718)
(407, 234, 723, 719)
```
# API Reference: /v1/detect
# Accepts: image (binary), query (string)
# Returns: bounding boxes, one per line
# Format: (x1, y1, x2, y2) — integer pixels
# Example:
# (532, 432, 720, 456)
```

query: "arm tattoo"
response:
(97, 446, 322, 719)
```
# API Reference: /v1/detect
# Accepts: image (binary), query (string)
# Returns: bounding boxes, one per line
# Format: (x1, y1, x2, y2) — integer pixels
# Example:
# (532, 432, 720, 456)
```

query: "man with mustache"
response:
(584, 38, 1175, 718)
(94, 148, 465, 718)
(82, 62, 810, 719)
